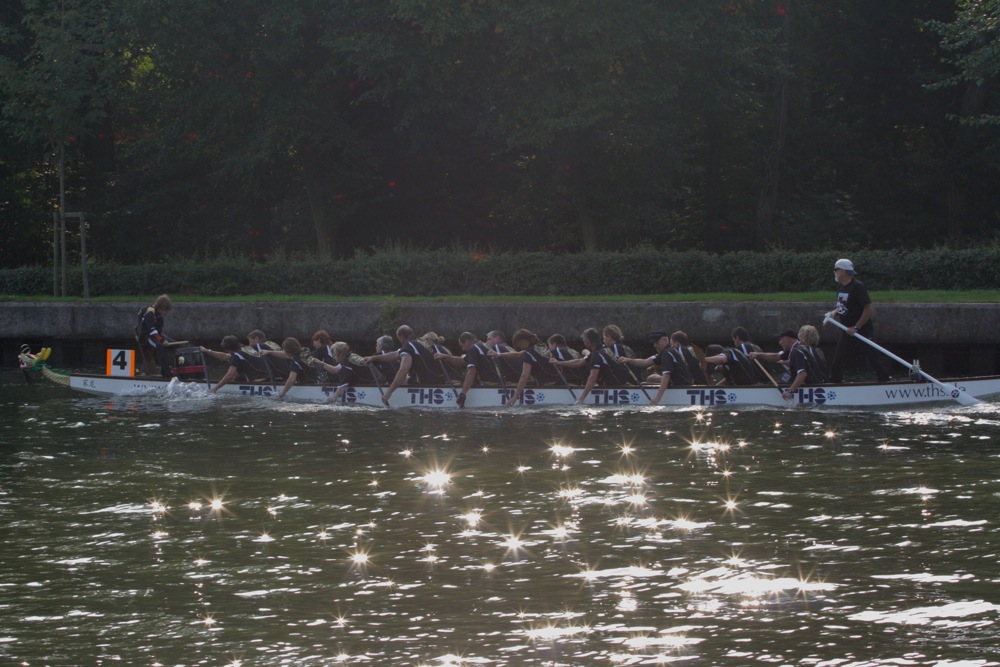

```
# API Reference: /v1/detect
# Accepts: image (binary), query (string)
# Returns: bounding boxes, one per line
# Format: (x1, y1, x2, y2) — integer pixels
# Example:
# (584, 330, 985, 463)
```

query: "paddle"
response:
(753, 358, 792, 404)
(200, 351, 211, 390)
(439, 358, 463, 405)
(369, 363, 384, 397)
(621, 360, 653, 403)
(254, 343, 278, 396)
(823, 316, 980, 406)
(489, 344, 507, 390)
(551, 364, 577, 401)
(606, 344, 654, 404)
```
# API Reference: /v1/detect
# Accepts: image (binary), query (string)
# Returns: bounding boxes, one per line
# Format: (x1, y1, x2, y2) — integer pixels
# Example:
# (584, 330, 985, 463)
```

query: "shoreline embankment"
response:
(3, 301, 999, 375)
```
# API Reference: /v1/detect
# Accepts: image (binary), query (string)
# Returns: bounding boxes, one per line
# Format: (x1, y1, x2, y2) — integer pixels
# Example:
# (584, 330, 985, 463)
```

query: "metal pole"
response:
(59, 143, 67, 297)
(79, 214, 89, 298)
(52, 212, 59, 297)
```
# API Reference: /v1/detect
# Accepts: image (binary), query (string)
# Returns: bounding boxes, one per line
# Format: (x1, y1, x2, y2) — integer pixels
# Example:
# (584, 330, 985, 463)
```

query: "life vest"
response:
(136, 306, 162, 345)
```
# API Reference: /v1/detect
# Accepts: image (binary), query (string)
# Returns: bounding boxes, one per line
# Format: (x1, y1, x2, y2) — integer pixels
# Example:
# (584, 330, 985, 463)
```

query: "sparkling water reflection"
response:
(2, 372, 1000, 665)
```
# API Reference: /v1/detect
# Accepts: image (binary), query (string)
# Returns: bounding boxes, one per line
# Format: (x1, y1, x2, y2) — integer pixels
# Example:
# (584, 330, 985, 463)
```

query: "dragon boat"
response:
(19, 345, 1000, 409)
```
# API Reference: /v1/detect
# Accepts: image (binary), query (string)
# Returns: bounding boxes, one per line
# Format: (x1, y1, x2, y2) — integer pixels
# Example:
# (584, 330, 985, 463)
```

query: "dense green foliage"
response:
(2, 1, 1000, 270)
(4, 246, 1000, 296)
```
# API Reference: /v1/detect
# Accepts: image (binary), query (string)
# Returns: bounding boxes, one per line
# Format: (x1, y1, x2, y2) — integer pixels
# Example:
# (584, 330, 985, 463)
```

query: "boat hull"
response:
(65, 374, 1000, 409)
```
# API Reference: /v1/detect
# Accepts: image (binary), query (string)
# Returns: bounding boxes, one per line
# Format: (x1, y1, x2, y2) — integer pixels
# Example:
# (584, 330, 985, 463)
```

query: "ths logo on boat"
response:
(589, 389, 634, 405)
(322, 387, 358, 403)
(686, 389, 730, 405)
(794, 387, 828, 404)
(500, 388, 540, 405)
(238, 384, 277, 397)
(405, 388, 452, 405)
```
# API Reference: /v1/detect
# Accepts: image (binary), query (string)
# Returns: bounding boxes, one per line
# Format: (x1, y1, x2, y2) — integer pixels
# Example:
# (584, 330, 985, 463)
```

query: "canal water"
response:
(2, 370, 1000, 666)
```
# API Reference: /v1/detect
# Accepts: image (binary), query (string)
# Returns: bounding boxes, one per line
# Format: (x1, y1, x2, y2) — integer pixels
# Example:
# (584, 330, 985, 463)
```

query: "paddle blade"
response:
(951, 388, 980, 406)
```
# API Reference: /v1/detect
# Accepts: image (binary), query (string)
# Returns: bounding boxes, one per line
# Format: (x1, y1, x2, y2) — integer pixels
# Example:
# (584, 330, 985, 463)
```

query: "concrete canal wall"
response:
(3, 301, 1000, 374)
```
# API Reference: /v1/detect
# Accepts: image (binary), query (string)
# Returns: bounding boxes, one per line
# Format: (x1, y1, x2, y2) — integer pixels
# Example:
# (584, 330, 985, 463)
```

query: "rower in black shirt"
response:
(364, 325, 447, 406)
(491, 329, 562, 406)
(201, 335, 269, 393)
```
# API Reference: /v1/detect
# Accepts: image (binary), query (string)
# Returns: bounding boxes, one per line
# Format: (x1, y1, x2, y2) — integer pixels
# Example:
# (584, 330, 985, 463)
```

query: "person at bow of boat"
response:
(435, 331, 511, 408)
(826, 258, 890, 383)
(135, 294, 175, 378)
(750, 327, 826, 399)
(200, 335, 269, 394)
(259, 337, 306, 400)
(703, 343, 767, 386)
(309, 341, 357, 403)
(364, 325, 448, 406)
(489, 329, 563, 406)
(552, 328, 637, 405)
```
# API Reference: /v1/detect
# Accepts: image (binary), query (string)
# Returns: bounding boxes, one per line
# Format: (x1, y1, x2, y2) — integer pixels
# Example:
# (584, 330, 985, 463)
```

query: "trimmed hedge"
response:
(4, 247, 1000, 296)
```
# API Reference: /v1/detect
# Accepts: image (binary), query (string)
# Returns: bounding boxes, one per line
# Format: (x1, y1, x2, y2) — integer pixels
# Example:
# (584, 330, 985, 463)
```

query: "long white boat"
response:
(35, 365, 1000, 409)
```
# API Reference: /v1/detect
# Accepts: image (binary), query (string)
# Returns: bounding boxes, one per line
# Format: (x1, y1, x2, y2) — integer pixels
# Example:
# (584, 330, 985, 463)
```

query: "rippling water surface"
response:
(2, 371, 1000, 666)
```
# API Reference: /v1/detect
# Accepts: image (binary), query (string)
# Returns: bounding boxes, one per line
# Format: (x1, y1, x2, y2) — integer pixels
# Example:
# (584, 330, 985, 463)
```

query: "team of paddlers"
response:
(133, 259, 888, 405)
(135, 295, 836, 406)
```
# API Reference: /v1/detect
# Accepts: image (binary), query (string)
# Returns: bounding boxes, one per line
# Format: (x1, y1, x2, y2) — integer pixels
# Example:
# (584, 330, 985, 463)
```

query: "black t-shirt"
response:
(489, 343, 523, 382)
(464, 342, 502, 383)
(333, 361, 356, 388)
(312, 345, 335, 365)
(678, 346, 707, 385)
(590, 349, 636, 386)
(550, 346, 585, 384)
(658, 348, 693, 386)
(137, 306, 164, 345)
(268, 356, 305, 383)
(603, 342, 635, 359)
(836, 278, 873, 331)
(781, 342, 826, 385)
(799, 345, 828, 384)
(786, 343, 809, 382)
(522, 347, 559, 384)
(371, 358, 400, 384)
(228, 351, 261, 380)
(400, 340, 445, 385)
(717, 347, 760, 385)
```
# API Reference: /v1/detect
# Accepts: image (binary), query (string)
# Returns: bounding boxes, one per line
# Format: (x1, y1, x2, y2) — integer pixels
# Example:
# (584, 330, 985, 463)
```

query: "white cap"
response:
(834, 258, 857, 275)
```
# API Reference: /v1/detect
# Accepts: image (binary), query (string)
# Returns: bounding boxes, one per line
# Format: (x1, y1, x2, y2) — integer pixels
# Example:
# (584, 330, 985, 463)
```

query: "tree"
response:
(0, 0, 123, 265)
(927, 0, 1000, 243)
(118, 0, 387, 256)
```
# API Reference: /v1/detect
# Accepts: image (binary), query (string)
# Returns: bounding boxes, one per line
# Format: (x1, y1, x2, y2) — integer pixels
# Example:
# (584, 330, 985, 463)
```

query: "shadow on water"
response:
(2, 370, 1000, 665)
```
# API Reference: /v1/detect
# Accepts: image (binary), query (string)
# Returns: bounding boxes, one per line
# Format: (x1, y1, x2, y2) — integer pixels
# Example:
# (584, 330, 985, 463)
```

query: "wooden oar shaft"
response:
(753, 358, 781, 391)
(369, 364, 384, 397)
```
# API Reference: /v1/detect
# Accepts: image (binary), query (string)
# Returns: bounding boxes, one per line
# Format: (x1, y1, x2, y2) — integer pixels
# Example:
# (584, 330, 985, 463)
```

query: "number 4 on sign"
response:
(106, 349, 135, 377)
